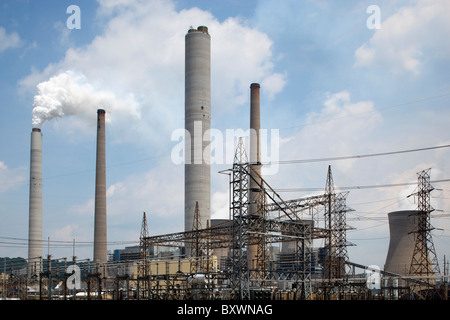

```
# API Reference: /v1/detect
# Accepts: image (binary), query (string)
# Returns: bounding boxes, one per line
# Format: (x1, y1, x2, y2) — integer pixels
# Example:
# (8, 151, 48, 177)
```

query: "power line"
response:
(0, 236, 138, 248)
(268, 144, 450, 165)
(274, 179, 450, 192)
(280, 91, 450, 132)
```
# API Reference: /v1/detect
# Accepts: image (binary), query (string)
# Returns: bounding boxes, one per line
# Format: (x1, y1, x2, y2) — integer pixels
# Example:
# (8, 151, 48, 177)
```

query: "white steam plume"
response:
(32, 70, 141, 128)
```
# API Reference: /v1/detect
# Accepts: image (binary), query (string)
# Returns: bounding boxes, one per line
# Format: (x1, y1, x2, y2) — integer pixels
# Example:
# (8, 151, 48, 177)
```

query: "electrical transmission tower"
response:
(409, 168, 441, 299)
(323, 165, 352, 298)
(190, 201, 211, 274)
(190, 201, 202, 273)
(139, 212, 149, 277)
(230, 138, 251, 300)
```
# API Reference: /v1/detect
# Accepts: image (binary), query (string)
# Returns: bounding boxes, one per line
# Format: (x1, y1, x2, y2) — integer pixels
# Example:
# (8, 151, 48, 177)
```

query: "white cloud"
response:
(0, 27, 22, 52)
(294, 91, 382, 173)
(105, 161, 183, 230)
(0, 162, 27, 193)
(51, 224, 79, 242)
(261, 72, 287, 100)
(260, 90, 385, 217)
(354, 0, 450, 74)
(71, 198, 94, 216)
(211, 191, 229, 220)
(210, 16, 286, 111)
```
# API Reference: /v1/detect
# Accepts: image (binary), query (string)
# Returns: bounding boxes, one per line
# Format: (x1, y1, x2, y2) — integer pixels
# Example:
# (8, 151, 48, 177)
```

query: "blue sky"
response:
(1, 0, 450, 270)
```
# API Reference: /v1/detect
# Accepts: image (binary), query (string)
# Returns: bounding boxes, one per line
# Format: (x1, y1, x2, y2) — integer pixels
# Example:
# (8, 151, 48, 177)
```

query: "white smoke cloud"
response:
(32, 70, 141, 128)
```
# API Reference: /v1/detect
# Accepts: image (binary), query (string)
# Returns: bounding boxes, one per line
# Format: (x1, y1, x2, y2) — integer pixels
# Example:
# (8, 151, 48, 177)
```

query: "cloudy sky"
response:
(1, 0, 449, 270)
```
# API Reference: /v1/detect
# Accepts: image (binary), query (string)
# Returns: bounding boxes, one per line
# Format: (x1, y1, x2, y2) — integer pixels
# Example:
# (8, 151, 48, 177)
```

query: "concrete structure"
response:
(94, 109, 107, 264)
(184, 26, 211, 237)
(249, 83, 262, 207)
(248, 83, 262, 264)
(384, 210, 419, 276)
(28, 128, 43, 276)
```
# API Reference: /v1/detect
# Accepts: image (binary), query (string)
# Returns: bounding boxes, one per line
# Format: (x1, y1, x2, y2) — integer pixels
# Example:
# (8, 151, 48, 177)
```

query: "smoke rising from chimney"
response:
(32, 70, 141, 128)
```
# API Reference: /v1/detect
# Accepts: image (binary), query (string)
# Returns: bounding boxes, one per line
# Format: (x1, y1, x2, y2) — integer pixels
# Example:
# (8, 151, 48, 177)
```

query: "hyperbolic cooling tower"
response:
(28, 128, 43, 275)
(384, 210, 419, 276)
(93, 109, 107, 264)
(185, 26, 211, 235)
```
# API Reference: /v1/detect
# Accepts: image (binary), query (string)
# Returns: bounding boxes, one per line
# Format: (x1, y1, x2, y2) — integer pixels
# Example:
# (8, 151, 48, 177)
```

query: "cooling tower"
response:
(384, 210, 419, 276)
(28, 128, 43, 276)
(184, 26, 211, 237)
(93, 109, 107, 264)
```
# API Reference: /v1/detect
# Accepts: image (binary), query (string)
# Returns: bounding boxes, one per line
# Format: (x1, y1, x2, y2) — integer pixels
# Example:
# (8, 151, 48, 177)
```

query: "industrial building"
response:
(1, 25, 444, 301)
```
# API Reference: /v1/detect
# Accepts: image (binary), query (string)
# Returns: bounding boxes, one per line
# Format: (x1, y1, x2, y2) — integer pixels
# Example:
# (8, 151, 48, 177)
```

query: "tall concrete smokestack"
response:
(248, 83, 262, 267)
(93, 109, 107, 264)
(184, 26, 211, 240)
(28, 128, 43, 276)
(249, 83, 261, 171)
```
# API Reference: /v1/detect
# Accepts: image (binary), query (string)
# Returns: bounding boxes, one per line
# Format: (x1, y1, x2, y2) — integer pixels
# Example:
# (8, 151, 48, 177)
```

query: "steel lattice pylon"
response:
(323, 166, 353, 298)
(137, 212, 150, 299)
(230, 138, 250, 300)
(139, 212, 149, 277)
(409, 168, 441, 299)
(190, 201, 202, 273)
(190, 201, 212, 275)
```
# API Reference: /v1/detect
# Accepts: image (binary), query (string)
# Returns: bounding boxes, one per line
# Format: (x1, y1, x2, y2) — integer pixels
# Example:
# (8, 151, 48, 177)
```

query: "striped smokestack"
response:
(93, 109, 107, 265)
(28, 128, 43, 276)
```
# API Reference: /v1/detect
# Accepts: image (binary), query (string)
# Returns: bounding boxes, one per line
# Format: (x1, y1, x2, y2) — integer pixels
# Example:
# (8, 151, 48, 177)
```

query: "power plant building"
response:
(15, 23, 446, 302)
